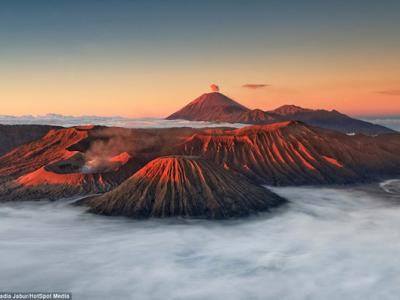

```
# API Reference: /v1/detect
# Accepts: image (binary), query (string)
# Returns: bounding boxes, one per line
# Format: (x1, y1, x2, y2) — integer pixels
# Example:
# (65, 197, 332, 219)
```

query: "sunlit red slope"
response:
(180, 121, 400, 185)
(0, 127, 131, 201)
(0, 125, 200, 202)
(0, 126, 90, 183)
(0, 167, 113, 201)
(84, 156, 285, 219)
(1, 122, 400, 202)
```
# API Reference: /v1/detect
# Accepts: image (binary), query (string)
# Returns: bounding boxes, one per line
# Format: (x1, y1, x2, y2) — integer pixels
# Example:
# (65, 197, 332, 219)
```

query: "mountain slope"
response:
(0, 124, 59, 156)
(269, 105, 393, 135)
(84, 156, 285, 219)
(0, 126, 90, 183)
(180, 121, 400, 185)
(0, 126, 132, 201)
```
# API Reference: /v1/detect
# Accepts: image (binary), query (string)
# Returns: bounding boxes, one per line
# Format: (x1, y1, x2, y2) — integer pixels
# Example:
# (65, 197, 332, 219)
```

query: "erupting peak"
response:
(166, 91, 249, 122)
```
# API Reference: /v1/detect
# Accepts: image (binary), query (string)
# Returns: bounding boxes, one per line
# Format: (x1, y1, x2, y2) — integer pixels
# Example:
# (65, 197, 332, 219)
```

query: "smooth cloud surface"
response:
(1, 114, 400, 131)
(0, 182, 400, 299)
(0, 114, 245, 128)
(362, 116, 400, 131)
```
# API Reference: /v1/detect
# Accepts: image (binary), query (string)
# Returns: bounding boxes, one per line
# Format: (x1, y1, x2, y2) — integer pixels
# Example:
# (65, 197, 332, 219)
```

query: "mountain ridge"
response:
(166, 92, 394, 135)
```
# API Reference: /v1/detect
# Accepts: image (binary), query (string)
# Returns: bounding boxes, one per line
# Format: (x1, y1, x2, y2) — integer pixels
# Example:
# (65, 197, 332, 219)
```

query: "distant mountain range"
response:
(167, 92, 394, 135)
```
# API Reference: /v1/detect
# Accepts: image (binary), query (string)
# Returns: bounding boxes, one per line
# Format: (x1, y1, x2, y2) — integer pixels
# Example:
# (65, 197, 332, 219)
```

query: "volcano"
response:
(83, 156, 285, 219)
(0, 127, 134, 201)
(166, 92, 253, 122)
(167, 92, 394, 135)
(1, 123, 400, 202)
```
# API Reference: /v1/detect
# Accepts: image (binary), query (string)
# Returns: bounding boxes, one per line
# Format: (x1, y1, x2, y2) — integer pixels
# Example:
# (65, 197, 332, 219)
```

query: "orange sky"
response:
(1, 62, 399, 118)
(1, 1, 399, 118)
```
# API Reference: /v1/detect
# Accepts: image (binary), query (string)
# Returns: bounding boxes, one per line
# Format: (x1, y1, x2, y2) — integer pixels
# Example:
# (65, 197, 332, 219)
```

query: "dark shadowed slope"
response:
(0, 124, 59, 156)
(84, 156, 285, 219)
(269, 105, 393, 135)
(166, 93, 394, 135)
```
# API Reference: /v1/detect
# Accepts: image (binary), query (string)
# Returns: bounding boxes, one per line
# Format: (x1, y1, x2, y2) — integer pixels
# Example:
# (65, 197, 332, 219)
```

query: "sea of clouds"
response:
(362, 116, 400, 131)
(1, 113, 399, 131)
(0, 114, 245, 128)
(0, 181, 399, 300)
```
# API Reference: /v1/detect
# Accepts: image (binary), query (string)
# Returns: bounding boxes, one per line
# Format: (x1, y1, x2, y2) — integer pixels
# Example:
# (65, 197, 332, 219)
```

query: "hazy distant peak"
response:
(166, 92, 249, 121)
(271, 105, 314, 115)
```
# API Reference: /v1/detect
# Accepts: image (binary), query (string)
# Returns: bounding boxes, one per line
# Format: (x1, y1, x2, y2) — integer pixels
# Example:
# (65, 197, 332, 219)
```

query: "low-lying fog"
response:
(1, 181, 400, 300)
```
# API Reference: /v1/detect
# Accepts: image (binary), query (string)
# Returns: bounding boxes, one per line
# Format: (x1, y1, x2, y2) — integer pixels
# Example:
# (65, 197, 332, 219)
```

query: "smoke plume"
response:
(210, 84, 219, 92)
(79, 127, 168, 173)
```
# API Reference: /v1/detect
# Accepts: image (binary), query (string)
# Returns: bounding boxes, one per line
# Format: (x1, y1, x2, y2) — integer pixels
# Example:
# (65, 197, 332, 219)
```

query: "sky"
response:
(0, 0, 399, 117)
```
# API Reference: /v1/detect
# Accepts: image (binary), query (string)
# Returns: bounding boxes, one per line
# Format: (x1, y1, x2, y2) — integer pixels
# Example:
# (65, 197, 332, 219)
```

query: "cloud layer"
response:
(1, 182, 400, 299)
(376, 89, 400, 96)
(362, 116, 400, 131)
(0, 114, 245, 128)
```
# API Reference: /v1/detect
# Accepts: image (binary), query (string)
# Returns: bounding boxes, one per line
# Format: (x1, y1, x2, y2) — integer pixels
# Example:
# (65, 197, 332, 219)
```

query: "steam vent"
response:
(84, 156, 286, 219)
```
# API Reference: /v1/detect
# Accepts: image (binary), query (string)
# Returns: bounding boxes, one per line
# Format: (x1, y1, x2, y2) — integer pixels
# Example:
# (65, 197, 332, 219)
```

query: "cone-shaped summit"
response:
(166, 92, 250, 122)
(84, 155, 285, 219)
